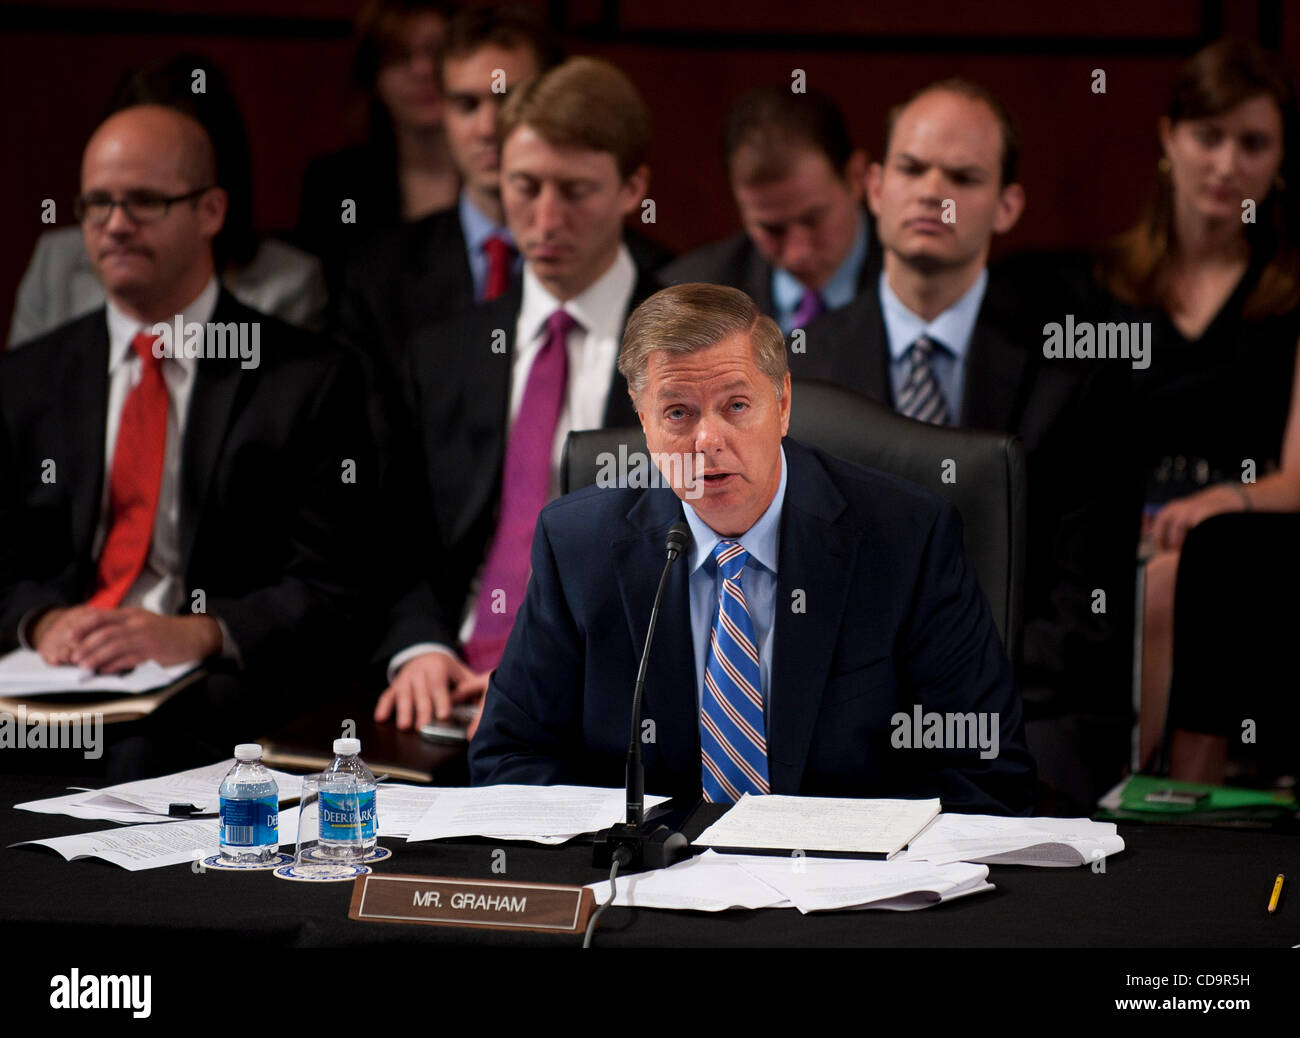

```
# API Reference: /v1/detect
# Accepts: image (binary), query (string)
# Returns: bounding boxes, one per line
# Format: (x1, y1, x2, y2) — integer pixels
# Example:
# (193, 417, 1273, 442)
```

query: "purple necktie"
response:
(462, 309, 576, 672)
(792, 288, 825, 329)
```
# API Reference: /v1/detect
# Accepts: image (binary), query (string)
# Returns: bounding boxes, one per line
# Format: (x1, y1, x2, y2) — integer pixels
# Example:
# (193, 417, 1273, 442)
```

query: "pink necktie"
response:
(792, 288, 825, 329)
(462, 309, 576, 672)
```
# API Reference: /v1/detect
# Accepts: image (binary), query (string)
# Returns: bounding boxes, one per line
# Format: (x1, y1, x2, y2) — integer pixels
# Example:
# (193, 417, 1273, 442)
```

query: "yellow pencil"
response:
(1268, 874, 1284, 913)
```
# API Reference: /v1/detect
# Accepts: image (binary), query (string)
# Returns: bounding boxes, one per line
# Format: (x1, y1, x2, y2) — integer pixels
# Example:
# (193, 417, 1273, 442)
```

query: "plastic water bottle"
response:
(318, 738, 377, 860)
(218, 744, 279, 864)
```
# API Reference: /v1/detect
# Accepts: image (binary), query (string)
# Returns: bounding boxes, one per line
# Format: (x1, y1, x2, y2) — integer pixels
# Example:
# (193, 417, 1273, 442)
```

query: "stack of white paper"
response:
(375, 783, 442, 838)
(898, 814, 1125, 867)
(406, 784, 669, 844)
(694, 793, 942, 858)
(16, 760, 304, 822)
(587, 849, 992, 913)
(11, 807, 300, 871)
(0, 648, 197, 696)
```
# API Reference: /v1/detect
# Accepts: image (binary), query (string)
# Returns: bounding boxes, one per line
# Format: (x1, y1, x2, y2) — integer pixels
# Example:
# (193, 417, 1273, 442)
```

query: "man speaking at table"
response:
(470, 283, 1035, 814)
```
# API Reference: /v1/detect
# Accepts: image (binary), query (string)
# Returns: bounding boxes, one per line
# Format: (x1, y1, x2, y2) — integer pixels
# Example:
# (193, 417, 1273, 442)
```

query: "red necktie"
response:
(89, 331, 168, 608)
(482, 235, 514, 301)
(462, 309, 575, 672)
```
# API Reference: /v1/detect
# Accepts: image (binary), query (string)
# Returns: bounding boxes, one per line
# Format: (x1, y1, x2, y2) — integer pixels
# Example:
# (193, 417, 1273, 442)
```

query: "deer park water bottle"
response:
(218, 744, 279, 864)
(318, 738, 377, 860)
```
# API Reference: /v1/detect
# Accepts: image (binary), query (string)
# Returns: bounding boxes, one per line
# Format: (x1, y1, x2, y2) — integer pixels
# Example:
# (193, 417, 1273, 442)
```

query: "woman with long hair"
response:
(1096, 37, 1300, 779)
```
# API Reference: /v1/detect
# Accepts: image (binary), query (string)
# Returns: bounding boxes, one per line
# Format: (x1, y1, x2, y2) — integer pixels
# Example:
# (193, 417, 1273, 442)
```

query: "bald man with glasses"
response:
(0, 104, 376, 779)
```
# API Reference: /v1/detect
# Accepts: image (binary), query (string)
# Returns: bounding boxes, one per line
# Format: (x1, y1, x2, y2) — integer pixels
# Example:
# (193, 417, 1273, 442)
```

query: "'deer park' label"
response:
(319, 790, 377, 841)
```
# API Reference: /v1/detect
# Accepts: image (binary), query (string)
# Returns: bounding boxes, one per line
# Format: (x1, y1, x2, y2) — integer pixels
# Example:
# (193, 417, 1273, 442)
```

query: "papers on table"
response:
(0, 648, 198, 696)
(694, 794, 941, 858)
(15, 760, 305, 822)
(405, 784, 669, 844)
(898, 814, 1125, 867)
(375, 783, 441, 838)
(586, 849, 992, 913)
(12, 807, 300, 872)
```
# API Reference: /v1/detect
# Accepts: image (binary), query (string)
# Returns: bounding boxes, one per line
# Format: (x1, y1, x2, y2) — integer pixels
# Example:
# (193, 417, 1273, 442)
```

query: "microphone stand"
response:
(592, 520, 693, 872)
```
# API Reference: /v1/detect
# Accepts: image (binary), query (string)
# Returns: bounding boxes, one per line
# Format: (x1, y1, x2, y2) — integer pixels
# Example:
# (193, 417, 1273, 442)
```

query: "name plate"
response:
(349, 873, 596, 934)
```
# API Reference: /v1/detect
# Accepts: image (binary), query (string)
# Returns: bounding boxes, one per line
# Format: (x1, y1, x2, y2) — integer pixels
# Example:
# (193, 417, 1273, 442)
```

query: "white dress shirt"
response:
(510, 244, 636, 499)
(94, 278, 216, 616)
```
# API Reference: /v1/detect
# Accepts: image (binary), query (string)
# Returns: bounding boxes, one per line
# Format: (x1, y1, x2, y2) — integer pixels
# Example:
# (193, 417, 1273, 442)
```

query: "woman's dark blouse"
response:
(1025, 252, 1300, 506)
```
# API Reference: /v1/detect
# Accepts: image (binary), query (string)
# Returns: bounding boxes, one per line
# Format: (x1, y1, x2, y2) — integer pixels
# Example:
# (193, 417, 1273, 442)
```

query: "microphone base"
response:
(592, 822, 691, 872)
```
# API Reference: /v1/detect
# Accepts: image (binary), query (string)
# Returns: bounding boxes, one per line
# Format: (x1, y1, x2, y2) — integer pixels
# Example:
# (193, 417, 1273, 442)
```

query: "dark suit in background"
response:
(470, 438, 1036, 815)
(337, 212, 675, 384)
(659, 209, 879, 321)
(374, 265, 662, 668)
(295, 143, 403, 299)
(0, 292, 376, 774)
(792, 266, 1140, 814)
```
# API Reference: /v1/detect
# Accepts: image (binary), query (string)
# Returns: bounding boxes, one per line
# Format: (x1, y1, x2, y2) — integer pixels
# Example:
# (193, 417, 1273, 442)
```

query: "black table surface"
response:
(2, 772, 1297, 950)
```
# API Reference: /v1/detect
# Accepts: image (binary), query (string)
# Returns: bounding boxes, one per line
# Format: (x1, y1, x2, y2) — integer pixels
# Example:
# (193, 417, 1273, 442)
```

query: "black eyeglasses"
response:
(73, 187, 213, 226)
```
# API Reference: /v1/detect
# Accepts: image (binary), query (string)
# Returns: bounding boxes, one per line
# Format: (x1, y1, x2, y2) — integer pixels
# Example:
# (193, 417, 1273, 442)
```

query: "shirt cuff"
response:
(388, 642, 459, 684)
(17, 607, 48, 650)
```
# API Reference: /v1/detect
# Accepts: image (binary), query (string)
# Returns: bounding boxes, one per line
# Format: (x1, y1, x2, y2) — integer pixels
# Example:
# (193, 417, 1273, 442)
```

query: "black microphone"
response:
(592, 519, 693, 872)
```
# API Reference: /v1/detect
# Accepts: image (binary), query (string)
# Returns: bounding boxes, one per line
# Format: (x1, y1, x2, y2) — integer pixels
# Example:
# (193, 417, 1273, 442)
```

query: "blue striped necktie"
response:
(700, 540, 770, 802)
(896, 335, 951, 425)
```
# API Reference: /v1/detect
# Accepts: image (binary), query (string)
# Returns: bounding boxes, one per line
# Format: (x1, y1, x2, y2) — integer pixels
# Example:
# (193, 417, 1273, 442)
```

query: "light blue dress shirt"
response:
(458, 190, 521, 302)
(771, 208, 870, 334)
(878, 267, 988, 425)
(681, 447, 787, 714)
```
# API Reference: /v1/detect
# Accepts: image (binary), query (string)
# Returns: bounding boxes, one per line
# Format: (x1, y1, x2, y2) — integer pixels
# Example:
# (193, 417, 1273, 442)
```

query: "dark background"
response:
(2, 0, 1296, 337)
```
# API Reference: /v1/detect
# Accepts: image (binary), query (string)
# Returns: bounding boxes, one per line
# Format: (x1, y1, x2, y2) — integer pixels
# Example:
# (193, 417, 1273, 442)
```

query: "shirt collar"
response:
(518, 244, 635, 344)
(771, 205, 869, 314)
(682, 444, 787, 577)
(879, 266, 988, 362)
(106, 276, 220, 374)
(458, 188, 513, 252)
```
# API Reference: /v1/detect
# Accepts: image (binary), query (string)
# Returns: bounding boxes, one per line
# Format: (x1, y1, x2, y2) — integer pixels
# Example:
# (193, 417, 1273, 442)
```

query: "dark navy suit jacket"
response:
(469, 438, 1036, 814)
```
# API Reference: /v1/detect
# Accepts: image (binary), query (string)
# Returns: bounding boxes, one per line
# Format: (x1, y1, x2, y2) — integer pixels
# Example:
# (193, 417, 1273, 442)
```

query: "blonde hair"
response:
(618, 283, 787, 400)
(499, 56, 649, 177)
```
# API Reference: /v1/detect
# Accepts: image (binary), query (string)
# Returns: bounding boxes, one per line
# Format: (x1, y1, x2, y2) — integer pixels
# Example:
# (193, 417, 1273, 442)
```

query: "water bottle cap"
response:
(333, 738, 361, 756)
(233, 743, 262, 760)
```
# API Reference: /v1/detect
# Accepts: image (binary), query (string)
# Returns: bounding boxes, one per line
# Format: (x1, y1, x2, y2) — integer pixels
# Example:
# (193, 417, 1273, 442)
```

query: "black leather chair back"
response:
(562, 378, 1026, 662)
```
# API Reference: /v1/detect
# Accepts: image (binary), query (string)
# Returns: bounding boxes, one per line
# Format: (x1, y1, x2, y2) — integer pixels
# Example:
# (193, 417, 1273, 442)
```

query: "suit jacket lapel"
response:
(611, 489, 698, 789)
(960, 319, 1029, 431)
(768, 440, 857, 794)
(61, 315, 110, 563)
(600, 267, 662, 427)
(178, 293, 249, 577)
(830, 290, 892, 404)
(446, 208, 475, 302)
(439, 291, 519, 551)
(741, 242, 775, 318)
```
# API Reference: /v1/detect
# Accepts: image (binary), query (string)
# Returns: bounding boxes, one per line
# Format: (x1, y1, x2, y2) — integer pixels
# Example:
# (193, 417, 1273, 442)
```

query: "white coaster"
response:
(202, 852, 294, 872)
(272, 862, 372, 883)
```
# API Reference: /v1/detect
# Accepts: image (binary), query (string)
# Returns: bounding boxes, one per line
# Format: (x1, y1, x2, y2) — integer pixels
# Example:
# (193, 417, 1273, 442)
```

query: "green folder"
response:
(1096, 774, 1297, 827)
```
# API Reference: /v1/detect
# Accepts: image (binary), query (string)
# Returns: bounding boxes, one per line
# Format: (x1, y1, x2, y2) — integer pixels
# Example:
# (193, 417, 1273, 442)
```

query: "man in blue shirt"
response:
(793, 79, 1140, 814)
(661, 88, 877, 335)
(470, 281, 1035, 814)
(336, 5, 551, 374)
